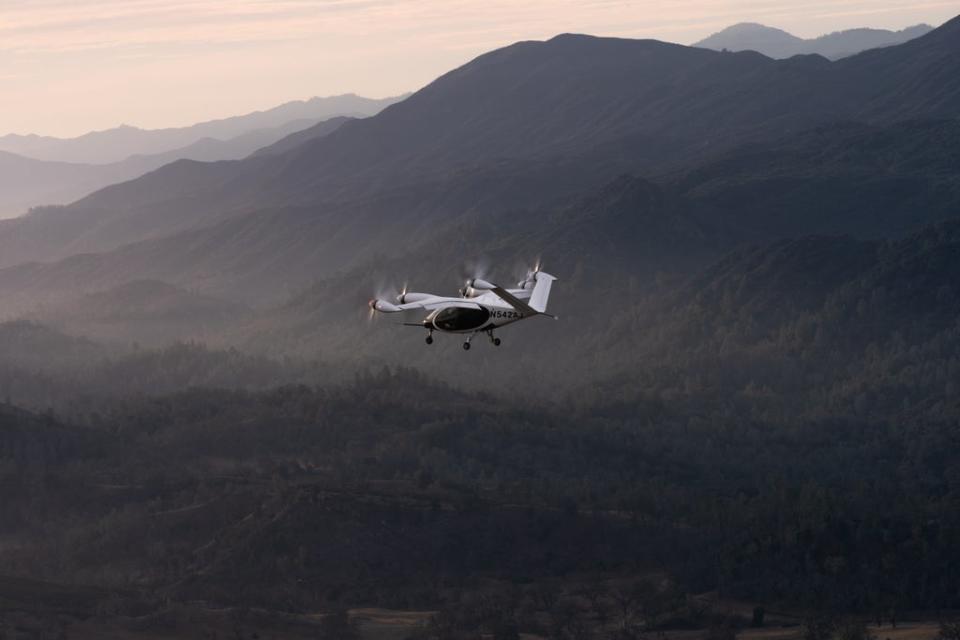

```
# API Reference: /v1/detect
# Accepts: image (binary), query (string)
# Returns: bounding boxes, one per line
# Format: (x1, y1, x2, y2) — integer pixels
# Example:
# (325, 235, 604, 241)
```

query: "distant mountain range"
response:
(0, 15, 958, 371)
(694, 22, 933, 59)
(0, 95, 402, 219)
(0, 117, 352, 220)
(0, 94, 406, 164)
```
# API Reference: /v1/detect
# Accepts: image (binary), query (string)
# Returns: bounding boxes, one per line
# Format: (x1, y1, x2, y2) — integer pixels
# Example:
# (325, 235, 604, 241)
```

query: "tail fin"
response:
(529, 272, 556, 314)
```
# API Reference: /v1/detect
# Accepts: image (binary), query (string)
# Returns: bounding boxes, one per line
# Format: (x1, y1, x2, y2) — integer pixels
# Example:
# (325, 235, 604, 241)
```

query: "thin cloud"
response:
(811, 0, 959, 20)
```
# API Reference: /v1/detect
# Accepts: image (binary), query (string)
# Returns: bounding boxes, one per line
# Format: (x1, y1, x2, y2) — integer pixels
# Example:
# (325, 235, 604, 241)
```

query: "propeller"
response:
(366, 279, 404, 323)
(516, 256, 543, 287)
(528, 256, 543, 277)
(395, 283, 411, 304)
(458, 257, 491, 294)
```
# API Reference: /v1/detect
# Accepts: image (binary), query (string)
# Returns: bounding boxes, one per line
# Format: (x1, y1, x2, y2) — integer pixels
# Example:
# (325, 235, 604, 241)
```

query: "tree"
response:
(531, 584, 562, 612)
(938, 622, 960, 640)
(802, 614, 836, 640)
(550, 600, 591, 640)
(611, 586, 640, 630)
(577, 581, 608, 611)
(835, 619, 873, 640)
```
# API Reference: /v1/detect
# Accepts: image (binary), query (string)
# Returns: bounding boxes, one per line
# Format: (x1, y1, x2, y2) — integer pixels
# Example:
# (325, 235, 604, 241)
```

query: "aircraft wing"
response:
(394, 298, 481, 312)
(422, 300, 482, 311)
(373, 296, 482, 314)
(490, 286, 538, 316)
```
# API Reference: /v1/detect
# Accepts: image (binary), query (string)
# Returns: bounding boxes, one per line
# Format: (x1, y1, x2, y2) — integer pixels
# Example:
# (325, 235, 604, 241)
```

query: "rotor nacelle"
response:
(517, 277, 536, 290)
(517, 265, 541, 290)
(466, 278, 495, 290)
(369, 299, 401, 313)
(397, 292, 432, 304)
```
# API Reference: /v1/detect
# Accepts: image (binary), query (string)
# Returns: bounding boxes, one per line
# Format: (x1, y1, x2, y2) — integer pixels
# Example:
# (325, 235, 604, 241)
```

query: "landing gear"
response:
(425, 335, 433, 345)
(493, 337, 501, 346)
(486, 329, 501, 347)
(463, 334, 475, 351)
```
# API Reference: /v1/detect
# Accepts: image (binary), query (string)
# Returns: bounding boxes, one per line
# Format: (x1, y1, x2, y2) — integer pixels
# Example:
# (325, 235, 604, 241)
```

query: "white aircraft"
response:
(368, 267, 557, 350)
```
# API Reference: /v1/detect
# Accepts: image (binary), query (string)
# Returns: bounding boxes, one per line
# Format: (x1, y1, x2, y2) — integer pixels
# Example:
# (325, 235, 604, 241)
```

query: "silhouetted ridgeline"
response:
(0, 94, 401, 220)
(0, 94, 402, 164)
(695, 22, 933, 59)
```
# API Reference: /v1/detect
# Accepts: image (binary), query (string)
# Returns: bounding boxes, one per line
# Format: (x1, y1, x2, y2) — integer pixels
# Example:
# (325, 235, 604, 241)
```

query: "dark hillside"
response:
(675, 119, 960, 240)
(4, 112, 959, 321)
(251, 115, 353, 157)
(838, 15, 960, 121)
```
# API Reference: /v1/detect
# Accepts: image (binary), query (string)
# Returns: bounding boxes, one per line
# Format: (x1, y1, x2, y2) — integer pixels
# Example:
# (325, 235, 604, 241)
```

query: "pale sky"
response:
(1, 0, 957, 137)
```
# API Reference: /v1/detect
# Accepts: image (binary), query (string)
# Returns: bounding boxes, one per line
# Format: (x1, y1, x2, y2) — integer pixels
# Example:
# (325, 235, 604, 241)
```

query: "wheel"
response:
(493, 338, 501, 346)
(462, 342, 471, 351)
(425, 335, 433, 345)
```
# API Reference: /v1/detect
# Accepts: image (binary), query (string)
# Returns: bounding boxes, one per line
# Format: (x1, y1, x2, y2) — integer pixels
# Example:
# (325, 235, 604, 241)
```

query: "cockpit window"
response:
(433, 306, 490, 332)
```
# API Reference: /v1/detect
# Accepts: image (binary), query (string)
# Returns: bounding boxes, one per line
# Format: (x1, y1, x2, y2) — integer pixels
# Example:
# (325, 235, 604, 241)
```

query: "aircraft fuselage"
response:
(423, 301, 527, 334)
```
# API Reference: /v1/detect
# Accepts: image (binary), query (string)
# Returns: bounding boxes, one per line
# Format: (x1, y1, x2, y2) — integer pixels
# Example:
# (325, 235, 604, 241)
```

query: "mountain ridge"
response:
(0, 116, 352, 220)
(695, 21, 934, 59)
(62, 18, 960, 226)
(0, 93, 406, 164)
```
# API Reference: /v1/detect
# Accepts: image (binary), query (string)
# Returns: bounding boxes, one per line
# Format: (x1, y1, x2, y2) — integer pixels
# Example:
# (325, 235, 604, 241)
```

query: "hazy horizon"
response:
(2, 0, 957, 138)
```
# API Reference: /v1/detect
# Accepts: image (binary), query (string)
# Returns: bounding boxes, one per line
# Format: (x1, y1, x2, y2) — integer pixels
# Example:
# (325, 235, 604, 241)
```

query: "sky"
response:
(1, 0, 957, 137)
